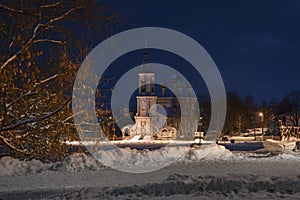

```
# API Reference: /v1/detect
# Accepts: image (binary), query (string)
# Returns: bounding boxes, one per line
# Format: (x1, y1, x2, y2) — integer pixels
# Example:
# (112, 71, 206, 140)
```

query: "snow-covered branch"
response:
(6, 91, 37, 110)
(0, 98, 71, 132)
(63, 111, 84, 123)
(34, 39, 66, 45)
(40, 2, 62, 9)
(0, 50, 21, 72)
(0, 3, 83, 72)
(6, 74, 59, 109)
(39, 74, 59, 85)
(49, 6, 83, 24)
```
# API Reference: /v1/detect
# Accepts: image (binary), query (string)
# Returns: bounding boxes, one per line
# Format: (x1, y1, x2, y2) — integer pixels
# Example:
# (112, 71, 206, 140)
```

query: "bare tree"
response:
(0, 0, 122, 161)
(278, 90, 300, 127)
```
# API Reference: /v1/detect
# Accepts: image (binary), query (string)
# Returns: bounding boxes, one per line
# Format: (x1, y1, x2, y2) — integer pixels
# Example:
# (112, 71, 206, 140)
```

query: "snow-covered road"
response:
(0, 146, 300, 199)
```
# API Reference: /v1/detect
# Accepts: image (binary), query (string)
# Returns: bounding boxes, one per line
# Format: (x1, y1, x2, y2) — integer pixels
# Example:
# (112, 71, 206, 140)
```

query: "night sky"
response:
(109, 0, 300, 102)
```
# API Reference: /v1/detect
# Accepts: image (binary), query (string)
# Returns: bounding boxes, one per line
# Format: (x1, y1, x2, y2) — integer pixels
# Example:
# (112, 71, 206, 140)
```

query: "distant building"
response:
(121, 62, 198, 140)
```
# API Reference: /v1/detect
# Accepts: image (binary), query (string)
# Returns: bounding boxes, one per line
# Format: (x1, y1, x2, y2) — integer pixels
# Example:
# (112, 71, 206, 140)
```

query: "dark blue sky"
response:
(111, 0, 300, 102)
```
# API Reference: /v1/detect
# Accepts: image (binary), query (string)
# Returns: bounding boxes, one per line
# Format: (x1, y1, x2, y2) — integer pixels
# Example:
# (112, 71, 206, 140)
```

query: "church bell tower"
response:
(135, 52, 157, 136)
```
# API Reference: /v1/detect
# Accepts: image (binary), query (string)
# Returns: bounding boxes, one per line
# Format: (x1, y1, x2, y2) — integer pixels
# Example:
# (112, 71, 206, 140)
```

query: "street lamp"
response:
(259, 112, 264, 135)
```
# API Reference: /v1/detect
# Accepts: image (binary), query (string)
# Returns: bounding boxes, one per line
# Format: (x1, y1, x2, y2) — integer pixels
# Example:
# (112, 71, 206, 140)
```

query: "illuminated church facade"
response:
(121, 65, 198, 140)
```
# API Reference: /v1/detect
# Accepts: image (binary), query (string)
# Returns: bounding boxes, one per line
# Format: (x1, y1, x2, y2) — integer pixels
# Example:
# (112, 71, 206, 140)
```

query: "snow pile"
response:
(94, 144, 235, 172)
(264, 139, 296, 151)
(273, 153, 299, 160)
(0, 156, 47, 176)
(184, 144, 234, 161)
(129, 135, 141, 141)
(204, 145, 235, 160)
(233, 151, 300, 162)
(0, 153, 106, 176)
(0, 145, 234, 175)
(0, 144, 299, 176)
(95, 146, 189, 173)
(61, 153, 107, 172)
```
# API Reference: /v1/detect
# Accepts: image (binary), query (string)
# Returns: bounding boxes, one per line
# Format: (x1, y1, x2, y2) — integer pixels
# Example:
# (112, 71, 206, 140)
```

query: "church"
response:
(121, 61, 198, 140)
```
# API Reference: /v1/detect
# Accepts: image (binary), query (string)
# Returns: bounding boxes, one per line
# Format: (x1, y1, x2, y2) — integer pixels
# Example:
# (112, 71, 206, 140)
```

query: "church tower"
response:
(135, 52, 157, 136)
(138, 72, 155, 95)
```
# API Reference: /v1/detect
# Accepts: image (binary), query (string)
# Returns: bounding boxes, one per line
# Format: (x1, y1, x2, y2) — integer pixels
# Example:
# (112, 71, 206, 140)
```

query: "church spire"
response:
(141, 49, 152, 73)
(139, 50, 155, 95)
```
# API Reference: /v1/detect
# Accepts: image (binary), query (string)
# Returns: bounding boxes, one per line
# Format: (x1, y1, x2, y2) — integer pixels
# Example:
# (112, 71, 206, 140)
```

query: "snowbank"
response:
(0, 144, 299, 176)
(0, 146, 300, 199)
(0, 156, 47, 176)
(0, 153, 106, 176)
(95, 145, 189, 173)
(61, 153, 107, 172)
(0, 145, 232, 176)
(184, 144, 234, 161)
(93, 144, 234, 173)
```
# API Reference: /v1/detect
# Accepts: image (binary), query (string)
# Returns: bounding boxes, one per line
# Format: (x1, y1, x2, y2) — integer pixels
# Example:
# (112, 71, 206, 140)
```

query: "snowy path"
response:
(0, 146, 300, 199)
(1, 159, 300, 199)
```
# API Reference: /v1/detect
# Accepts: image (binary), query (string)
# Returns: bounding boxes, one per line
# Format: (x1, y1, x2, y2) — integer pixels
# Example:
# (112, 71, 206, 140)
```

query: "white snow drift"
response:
(0, 144, 299, 176)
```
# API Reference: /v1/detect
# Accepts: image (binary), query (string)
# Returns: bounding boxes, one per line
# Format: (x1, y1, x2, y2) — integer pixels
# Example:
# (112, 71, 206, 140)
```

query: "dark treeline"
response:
(199, 90, 300, 135)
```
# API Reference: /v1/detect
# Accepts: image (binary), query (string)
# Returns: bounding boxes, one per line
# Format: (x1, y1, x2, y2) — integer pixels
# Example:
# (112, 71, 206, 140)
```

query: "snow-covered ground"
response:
(0, 145, 300, 199)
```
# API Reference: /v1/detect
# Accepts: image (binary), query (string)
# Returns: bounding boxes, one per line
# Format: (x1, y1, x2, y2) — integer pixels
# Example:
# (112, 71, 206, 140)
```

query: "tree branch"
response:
(49, 6, 83, 24)
(0, 4, 38, 17)
(34, 39, 66, 45)
(1, 98, 71, 132)
(6, 74, 59, 110)
(40, 2, 62, 9)
(0, 4, 83, 72)
(0, 134, 28, 153)
(6, 91, 37, 110)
